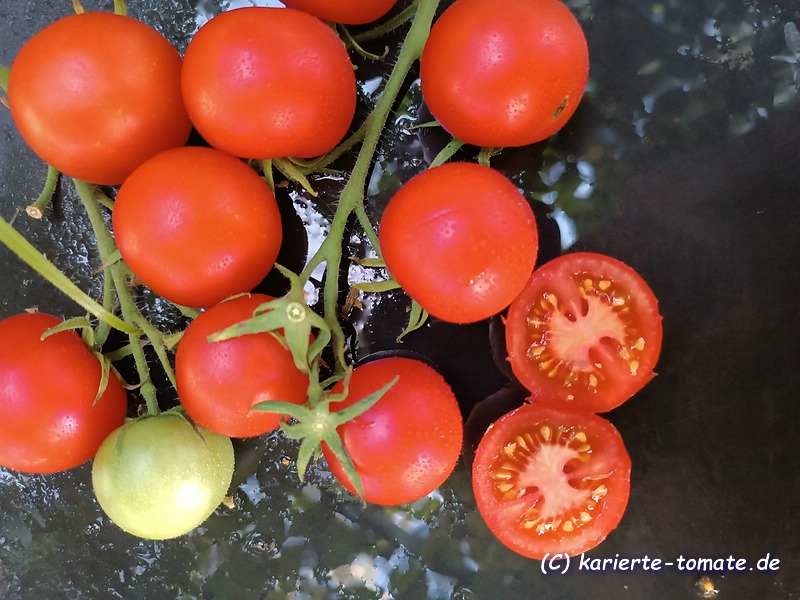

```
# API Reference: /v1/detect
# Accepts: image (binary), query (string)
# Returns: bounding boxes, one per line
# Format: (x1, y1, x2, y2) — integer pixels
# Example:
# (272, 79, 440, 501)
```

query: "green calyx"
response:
(208, 264, 331, 375)
(252, 360, 398, 499)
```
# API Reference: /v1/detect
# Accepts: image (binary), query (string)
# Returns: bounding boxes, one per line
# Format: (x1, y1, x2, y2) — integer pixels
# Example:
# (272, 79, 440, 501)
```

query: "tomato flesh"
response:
(472, 403, 631, 559)
(506, 253, 663, 412)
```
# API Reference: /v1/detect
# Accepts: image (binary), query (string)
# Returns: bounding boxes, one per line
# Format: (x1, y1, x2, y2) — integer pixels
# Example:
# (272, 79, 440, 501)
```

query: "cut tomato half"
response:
(505, 252, 663, 412)
(472, 403, 631, 559)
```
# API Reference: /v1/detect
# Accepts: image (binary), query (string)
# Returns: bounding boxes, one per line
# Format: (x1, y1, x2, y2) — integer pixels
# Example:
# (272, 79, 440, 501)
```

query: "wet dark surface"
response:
(1, 0, 800, 599)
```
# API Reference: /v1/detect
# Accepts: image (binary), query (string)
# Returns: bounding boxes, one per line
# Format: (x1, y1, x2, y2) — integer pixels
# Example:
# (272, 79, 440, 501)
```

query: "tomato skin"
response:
(175, 294, 309, 438)
(281, 0, 399, 25)
(92, 413, 234, 540)
(379, 162, 538, 324)
(506, 252, 663, 412)
(472, 403, 631, 559)
(322, 358, 463, 506)
(112, 146, 283, 309)
(8, 12, 191, 185)
(0, 313, 127, 474)
(181, 7, 357, 159)
(420, 0, 589, 148)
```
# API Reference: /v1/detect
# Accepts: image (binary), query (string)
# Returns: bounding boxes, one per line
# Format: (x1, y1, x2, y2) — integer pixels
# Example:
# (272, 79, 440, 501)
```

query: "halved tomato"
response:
(472, 403, 631, 559)
(505, 252, 662, 412)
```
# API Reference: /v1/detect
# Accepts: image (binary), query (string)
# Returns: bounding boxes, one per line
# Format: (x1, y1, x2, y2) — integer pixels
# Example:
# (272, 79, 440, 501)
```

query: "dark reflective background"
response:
(1, 1, 799, 598)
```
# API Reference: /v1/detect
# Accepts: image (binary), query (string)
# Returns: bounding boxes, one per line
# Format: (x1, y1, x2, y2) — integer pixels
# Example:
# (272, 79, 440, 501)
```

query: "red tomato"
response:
(181, 7, 357, 159)
(506, 253, 663, 412)
(175, 294, 309, 438)
(379, 162, 539, 324)
(112, 146, 283, 309)
(420, 0, 589, 148)
(0, 312, 127, 474)
(472, 403, 631, 559)
(322, 357, 463, 506)
(281, 0, 399, 25)
(8, 12, 191, 185)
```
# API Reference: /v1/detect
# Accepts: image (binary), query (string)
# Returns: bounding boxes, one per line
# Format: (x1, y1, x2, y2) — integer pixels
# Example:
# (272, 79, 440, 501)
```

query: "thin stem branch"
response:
(74, 179, 162, 415)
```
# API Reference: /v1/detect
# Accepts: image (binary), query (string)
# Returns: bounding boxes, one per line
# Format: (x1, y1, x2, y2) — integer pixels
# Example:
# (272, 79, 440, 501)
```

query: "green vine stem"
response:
(0, 215, 138, 334)
(351, 1, 420, 44)
(73, 179, 171, 416)
(25, 165, 59, 219)
(299, 0, 440, 368)
(0, 64, 9, 94)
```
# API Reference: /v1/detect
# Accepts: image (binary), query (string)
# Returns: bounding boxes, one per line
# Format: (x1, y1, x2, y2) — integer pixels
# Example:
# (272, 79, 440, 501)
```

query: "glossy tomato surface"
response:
(473, 403, 631, 559)
(112, 146, 282, 309)
(8, 12, 191, 185)
(176, 294, 309, 438)
(506, 252, 663, 412)
(420, 0, 589, 148)
(92, 413, 234, 540)
(281, 0, 399, 25)
(379, 162, 538, 323)
(0, 312, 127, 474)
(322, 357, 463, 506)
(182, 7, 357, 159)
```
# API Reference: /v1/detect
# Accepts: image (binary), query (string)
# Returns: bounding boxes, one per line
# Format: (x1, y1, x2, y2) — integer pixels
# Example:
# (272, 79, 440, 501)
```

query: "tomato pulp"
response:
(472, 403, 631, 559)
(506, 253, 663, 412)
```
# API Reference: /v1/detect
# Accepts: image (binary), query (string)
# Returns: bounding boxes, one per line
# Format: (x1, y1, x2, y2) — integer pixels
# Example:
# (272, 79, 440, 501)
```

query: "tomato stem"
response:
(299, 0, 440, 370)
(0, 214, 137, 334)
(25, 164, 60, 220)
(351, 1, 420, 44)
(0, 64, 9, 94)
(73, 179, 172, 416)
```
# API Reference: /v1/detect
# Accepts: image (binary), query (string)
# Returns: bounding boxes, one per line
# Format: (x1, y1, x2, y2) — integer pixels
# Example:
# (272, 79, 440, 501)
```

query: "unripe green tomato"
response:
(92, 413, 234, 540)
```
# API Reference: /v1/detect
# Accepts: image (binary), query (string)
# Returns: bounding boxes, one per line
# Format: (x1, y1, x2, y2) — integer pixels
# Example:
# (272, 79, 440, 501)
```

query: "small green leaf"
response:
(251, 400, 313, 423)
(351, 257, 386, 268)
(353, 279, 401, 293)
(322, 431, 365, 499)
(209, 310, 286, 342)
(40, 316, 91, 339)
(397, 300, 429, 342)
(295, 438, 320, 481)
(429, 138, 465, 168)
(329, 376, 397, 425)
(92, 353, 112, 405)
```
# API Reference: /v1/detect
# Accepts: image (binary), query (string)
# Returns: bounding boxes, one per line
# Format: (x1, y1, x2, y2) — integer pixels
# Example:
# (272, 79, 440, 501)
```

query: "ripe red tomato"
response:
(506, 253, 663, 412)
(379, 162, 539, 324)
(322, 357, 463, 506)
(420, 0, 589, 148)
(8, 12, 191, 185)
(0, 312, 127, 474)
(472, 403, 631, 559)
(112, 146, 283, 309)
(281, 0, 399, 25)
(175, 294, 309, 438)
(181, 7, 357, 159)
